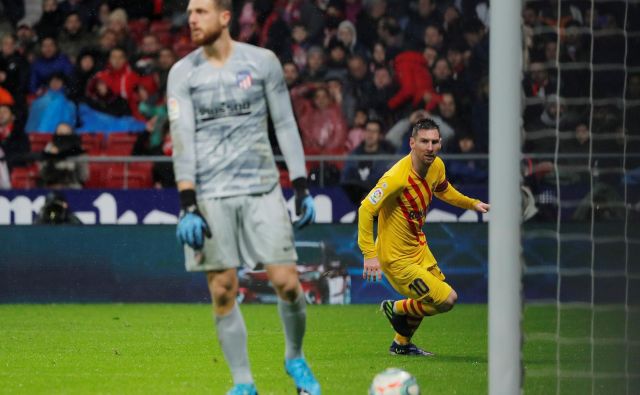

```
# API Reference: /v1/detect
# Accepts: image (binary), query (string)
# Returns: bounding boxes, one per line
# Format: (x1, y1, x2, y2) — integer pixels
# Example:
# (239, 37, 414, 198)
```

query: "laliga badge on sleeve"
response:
(369, 188, 384, 205)
(168, 97, 180, 121)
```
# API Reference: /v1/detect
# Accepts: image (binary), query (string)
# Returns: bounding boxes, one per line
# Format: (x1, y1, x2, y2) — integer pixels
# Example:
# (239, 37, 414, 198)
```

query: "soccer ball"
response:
(369, 368, 420, 395)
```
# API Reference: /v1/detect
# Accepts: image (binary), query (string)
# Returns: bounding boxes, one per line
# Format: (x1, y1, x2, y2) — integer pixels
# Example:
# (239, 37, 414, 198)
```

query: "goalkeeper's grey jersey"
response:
(167, 42, 307, 199)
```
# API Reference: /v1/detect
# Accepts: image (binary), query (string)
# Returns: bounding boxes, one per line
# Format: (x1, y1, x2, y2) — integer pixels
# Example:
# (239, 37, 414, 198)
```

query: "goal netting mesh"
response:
(521, 0, 640, 393)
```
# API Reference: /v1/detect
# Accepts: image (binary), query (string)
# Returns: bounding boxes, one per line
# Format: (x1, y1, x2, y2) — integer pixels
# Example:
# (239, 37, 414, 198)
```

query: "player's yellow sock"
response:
(393, 299, 439, 317)
(394, 333, 411, 345)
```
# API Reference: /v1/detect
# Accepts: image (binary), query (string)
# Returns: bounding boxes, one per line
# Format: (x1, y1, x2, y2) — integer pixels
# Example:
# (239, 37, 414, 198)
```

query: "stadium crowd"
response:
(0, 0, 637, 219)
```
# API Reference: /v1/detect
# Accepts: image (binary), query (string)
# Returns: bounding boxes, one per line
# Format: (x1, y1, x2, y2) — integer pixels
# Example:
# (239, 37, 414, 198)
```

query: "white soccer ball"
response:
(369, 368, 420, 395)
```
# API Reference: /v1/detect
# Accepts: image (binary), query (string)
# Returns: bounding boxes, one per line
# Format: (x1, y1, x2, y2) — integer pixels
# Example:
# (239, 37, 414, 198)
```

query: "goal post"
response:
(488, 0, 523, 394)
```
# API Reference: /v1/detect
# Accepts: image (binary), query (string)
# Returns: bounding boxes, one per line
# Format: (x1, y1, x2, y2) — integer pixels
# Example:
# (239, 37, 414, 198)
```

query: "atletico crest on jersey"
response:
(236, 70, 253, 90)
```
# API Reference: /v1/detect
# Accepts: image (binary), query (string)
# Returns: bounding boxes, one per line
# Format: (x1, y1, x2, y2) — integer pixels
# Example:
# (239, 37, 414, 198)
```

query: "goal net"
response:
(520, 0, 640, 393)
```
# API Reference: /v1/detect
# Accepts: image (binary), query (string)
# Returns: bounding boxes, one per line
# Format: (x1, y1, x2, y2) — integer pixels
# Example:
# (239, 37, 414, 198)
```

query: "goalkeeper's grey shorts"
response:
(183, 185, 297, 272)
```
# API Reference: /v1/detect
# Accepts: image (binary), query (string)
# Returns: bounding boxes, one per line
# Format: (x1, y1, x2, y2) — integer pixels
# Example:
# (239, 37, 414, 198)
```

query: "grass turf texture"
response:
(0, 304, 634, 394)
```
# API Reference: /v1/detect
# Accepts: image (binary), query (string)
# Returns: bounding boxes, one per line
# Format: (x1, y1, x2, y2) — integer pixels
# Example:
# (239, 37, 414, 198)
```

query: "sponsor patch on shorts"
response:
(369, 188, 384, 205)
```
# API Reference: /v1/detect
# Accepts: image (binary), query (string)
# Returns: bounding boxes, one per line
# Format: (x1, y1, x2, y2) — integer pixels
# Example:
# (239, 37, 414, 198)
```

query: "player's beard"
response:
(191, 26, 224, 47)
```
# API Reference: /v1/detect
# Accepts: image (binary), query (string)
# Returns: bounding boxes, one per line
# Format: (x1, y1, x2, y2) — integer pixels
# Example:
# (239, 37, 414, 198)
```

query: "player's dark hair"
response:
(212, 0, 232, 11)
(412, 118, 441, 138)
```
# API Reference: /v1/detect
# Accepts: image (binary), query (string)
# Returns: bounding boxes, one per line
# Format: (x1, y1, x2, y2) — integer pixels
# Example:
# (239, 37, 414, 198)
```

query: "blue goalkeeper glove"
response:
(292, 177, 315, 229)
(176, 190, 211, 250)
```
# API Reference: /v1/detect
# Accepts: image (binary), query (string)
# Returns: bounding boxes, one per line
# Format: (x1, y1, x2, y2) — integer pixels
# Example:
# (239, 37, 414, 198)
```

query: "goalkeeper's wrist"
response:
(179, 189, 198, 213)
(292, 177, 309, 196)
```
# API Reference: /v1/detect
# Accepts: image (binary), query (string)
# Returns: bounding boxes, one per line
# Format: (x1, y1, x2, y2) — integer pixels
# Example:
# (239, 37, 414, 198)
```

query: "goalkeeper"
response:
(168, 1, 319, 394)
(358, 118, 490, 356)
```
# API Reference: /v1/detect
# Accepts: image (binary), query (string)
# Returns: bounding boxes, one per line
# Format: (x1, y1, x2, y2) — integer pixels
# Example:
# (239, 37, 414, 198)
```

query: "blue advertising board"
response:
(0, 186, 489, 225)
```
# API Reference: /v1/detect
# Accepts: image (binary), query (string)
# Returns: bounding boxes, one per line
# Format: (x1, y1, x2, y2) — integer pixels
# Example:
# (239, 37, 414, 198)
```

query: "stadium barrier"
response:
(0, 222, 628, 304)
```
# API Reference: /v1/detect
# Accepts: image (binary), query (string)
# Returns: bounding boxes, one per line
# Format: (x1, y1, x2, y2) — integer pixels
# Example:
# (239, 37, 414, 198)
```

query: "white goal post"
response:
(489, 0, 523, 394)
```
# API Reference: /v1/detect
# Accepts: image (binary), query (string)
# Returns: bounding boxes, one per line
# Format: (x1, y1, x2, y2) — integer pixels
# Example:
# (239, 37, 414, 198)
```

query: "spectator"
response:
(522, 61, 555, 126)
(59, 0, 94, 29)
(34, 0, 65, 40)
(423, 24, 446, 53)
(132, 119, 175, 188)
(442, 4, 463, 46)
(39, 122, 88, 189)
(340, 119, 395, 207)
(345, 107, 369, 152)
(344, 54, 375, 114)
(388, 49, 435, 113)
(156, 47, 177, 94)
(524, 94, 579, 153)
(106, 8, 135, 54)
(337, 20, 368, 58)
(325, 71, 357, 127)
(345, 0, 363, 24)
(15, 22, 38, 61)
(57, 11, 96, 64)
(463, 17, 489, 94)
(422, 44, 438, 69)
(325, 39, 348, 80)
(370, 41, 388, 71)
(445, 133, 488, 185)
(67, 48, 99, 102)
(0, 104, 30, 171)
(300, 46, 327, 83)
(35, 191, 83, 224)
(559, 21, 591, 98)
(297, 86, 348, 181)
(83, 75, 131, 117)
(132, 34, 161, 77)
(283, 60, 302, 89)
(94, 28, 118, 69)
(26, 73, 77, 133)
(94, 47, 143, 119)
(375, 16, 403, 60)
(289, 23, 313, 70)
(405, 0, 442, 48)
(0, 34, 30, 117)
(356, 0, 387, 50)
(29, 37, 74, 94)
(430, 92, 465, 149)
(369, 66, 397, 123)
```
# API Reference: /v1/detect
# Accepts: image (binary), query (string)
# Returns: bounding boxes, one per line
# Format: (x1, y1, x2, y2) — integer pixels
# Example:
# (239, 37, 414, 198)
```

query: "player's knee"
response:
(438, 289, 458, 313)
(211, 281, 236, 308)
(274, 279, 300, 302)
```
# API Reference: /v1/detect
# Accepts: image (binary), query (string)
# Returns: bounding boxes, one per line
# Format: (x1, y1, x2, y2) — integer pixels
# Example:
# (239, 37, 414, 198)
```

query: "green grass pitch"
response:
(0, 304, 635, 394)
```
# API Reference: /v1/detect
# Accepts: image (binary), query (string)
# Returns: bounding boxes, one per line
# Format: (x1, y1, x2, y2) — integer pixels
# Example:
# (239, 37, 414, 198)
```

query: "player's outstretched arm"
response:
(176, 183, 212, 249)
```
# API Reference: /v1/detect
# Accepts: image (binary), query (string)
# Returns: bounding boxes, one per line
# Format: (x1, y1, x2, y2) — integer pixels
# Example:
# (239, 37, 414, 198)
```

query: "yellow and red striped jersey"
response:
(358, 154, 480, 265)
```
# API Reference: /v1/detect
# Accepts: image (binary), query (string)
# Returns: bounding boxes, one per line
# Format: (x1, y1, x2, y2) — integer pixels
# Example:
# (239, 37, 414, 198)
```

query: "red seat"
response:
(128, 19, 149, 44)
(80, 133, 104, 155)
(106, 133, 138, 156)
(85, 162, 123, 188)
(130, 161, 153, 174)
(104, 165, 152, 189)
(10, 165, 39, 189)
(28, 134, 52, 152)
(150, 19, 171, 34)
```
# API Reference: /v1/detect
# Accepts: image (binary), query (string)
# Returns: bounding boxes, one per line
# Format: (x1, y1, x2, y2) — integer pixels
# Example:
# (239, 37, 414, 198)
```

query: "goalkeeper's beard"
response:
(192, 27, 224, 47)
